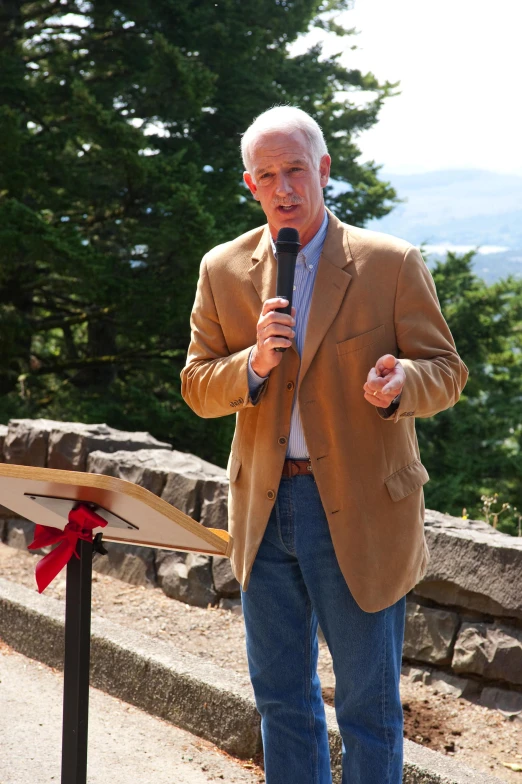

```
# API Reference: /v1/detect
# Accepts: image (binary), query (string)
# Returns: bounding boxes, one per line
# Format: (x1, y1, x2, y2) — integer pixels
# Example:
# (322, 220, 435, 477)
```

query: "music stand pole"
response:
(0, 463, 231, 782)
(61, 538, 93, 784)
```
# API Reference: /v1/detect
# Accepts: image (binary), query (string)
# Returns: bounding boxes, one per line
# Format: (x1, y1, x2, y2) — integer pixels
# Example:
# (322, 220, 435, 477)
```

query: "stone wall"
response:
(403, 510, 522, 716)
(0, 419, 240, 612)
(2, 418, 522, 707)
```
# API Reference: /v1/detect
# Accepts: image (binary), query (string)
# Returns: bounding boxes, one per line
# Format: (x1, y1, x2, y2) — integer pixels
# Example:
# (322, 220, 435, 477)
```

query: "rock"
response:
(5, 518, 51, 555)
(416, 509, 522, 621)
(480, 686, 522, 718)
(88, 449, 169, 495)
(402, 667, 475, 694)
(451, 622, 489, 675)
(200, 478, 229, 530)
(48, 423, 171, 472)
(157, 552, 218, 608)
(452, 622, 522, 685)
(3, 419, 55, 466)
(429, 671, 479, 698)
(6, 519, 37, 551)
(161, 453, 226, 522)
(87, 449, 227, 526)
(212, 557, 240, 597)
(155, 549, 188, 569)
(219, 597, 243, 616)
(401, 665, 431, 684)
(92, 542, 156, 586)
(0, 423, 7, 461)
(0, 422, 18, 517)
(421, 669, 433, 685)
(402, 601, 460, 665)
(3, 418, 170, 470)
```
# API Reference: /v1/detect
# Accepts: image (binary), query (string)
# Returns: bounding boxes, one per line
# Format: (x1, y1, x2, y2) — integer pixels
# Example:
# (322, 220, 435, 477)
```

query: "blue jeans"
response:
(241, 475, 405, 784)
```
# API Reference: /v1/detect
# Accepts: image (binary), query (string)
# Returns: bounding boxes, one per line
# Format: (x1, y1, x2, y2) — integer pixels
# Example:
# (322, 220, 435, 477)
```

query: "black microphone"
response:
(274, 227, 300, 353)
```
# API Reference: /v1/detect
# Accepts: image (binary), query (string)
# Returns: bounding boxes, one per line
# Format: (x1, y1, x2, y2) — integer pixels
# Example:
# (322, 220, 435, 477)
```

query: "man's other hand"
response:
(250, 298, 296, 377)
(363, 354, 405, 408)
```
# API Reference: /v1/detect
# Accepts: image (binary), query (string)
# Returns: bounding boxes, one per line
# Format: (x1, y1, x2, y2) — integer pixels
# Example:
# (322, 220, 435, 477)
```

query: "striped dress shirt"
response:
(248, 210, 329, 458)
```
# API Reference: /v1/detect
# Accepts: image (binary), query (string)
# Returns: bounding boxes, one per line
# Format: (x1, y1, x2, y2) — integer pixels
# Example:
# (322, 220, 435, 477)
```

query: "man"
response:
(181, 106, 467, 783)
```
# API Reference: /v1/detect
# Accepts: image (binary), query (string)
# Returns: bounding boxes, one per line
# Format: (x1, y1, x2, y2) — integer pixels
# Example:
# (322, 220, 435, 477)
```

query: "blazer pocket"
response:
(336, 324, 385, 356)
(385, 459, 429, 502)
(226, 453, 242, 483)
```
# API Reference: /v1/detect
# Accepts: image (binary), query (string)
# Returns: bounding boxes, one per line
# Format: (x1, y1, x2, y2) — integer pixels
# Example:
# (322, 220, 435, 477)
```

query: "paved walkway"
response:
(0, 643, 262, 784)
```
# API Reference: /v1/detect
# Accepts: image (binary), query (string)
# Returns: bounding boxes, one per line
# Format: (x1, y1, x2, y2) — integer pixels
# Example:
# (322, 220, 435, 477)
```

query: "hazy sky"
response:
(292, 0, 522, 176)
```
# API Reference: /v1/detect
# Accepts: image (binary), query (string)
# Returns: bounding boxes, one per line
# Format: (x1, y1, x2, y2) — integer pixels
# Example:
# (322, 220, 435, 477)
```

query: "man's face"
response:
(243, 129, 331, 247)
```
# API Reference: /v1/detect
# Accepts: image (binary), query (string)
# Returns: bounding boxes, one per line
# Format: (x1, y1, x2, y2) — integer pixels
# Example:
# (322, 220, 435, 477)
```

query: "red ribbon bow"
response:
(28, 504, 108, 593)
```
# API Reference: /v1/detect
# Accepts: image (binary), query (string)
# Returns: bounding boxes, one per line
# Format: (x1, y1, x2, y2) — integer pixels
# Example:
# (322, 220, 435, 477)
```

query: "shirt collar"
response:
(270, 210, 329, 263)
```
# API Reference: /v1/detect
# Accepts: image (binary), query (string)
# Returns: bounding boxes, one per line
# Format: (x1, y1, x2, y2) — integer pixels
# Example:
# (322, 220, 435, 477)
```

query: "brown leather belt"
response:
(282, 459, 313, 478)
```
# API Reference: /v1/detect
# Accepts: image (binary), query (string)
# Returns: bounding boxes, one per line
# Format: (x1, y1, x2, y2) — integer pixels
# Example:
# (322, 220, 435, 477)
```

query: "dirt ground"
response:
(1, 542, 521, 782)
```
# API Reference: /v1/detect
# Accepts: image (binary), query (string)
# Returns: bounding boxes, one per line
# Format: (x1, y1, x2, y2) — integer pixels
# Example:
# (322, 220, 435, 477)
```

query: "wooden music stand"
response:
(0, 463, 231, 784)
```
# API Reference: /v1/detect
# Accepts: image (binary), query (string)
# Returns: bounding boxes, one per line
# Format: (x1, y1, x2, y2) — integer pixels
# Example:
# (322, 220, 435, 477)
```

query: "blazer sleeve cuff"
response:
(377, 393, 402, 420)
(247, 349, 269, 405)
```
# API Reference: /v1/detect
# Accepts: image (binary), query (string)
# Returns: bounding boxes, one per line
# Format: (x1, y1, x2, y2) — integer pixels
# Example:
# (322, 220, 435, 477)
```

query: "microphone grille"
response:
(276, 227, 300, 243)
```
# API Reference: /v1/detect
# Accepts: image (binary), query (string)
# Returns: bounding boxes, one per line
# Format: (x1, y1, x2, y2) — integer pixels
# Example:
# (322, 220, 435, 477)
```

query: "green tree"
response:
(417, 251, 522, 535)
(0, 0, 397, 465)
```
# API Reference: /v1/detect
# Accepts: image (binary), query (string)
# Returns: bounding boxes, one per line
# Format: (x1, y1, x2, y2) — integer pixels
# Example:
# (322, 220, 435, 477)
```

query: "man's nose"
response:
(274, 172, 292, 196)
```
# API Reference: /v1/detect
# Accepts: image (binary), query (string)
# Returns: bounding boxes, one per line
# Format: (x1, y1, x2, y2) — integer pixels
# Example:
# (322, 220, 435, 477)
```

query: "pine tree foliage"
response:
(0, 0, 397, 463)
(417, 252, 522, 535)
(2, 4, 522, 531)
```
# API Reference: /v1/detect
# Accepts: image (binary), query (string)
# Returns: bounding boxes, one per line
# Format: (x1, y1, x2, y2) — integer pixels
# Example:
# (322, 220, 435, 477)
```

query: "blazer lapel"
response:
(249, 226, 274, 304)
(298, 212, 353, 388)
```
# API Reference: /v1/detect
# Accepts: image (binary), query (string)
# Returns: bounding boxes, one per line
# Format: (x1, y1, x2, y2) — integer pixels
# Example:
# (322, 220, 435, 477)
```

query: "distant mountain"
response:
(363, 169, 522, 282)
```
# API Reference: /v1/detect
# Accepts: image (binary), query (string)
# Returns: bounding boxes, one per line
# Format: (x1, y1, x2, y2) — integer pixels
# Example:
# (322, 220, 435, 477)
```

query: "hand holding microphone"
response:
(250, 298, 296, 377)
(250, 227, 300, 378)
(273, 227, 300, 351)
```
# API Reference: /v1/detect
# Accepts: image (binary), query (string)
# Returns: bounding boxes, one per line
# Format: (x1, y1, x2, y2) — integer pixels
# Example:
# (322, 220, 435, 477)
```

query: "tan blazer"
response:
(181, 209, 468, 612)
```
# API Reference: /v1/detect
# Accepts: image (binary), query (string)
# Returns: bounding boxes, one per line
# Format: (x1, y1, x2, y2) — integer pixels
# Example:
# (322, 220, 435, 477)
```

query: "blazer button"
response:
(267, 490, 275, 500)
(278, 436, 287, 446)
(286, 381, 295, 391)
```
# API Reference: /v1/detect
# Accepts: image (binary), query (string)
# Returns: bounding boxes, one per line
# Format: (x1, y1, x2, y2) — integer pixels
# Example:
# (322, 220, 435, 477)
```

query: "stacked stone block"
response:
(402, 510, 522, 715)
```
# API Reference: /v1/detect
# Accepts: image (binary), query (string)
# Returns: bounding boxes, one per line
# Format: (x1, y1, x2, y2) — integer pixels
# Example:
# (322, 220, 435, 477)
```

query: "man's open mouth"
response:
(277, 204, 299, 214)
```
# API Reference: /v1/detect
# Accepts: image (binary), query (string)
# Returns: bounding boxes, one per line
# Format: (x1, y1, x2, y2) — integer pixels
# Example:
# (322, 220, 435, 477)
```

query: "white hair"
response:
(241, 106, 329, 177)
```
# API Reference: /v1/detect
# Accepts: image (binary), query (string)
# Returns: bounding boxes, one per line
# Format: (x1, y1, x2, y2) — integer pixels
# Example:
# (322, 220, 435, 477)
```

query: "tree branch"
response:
(29, 307, 114, 330)
(30, 348, 186, 376)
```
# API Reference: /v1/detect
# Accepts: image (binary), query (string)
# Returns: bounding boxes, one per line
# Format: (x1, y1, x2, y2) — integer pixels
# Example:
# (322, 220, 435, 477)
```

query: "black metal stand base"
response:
(61, 538, 93, 784)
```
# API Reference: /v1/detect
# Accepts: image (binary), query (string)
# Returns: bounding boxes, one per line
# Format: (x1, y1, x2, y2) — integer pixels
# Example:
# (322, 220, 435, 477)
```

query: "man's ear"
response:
(243, 172, 259, 201)
(319, 155, 331, 189)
